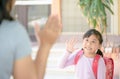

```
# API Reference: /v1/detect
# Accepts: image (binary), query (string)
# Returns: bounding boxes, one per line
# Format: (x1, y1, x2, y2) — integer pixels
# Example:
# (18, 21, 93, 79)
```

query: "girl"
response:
(60, 29, 106, 79)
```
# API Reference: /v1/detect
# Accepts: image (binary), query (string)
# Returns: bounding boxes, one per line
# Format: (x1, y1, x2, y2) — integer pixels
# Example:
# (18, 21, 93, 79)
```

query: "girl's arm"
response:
(59, 52, 72, 68)
(59, 38, 79, 68)
(59, 50, 80, 68)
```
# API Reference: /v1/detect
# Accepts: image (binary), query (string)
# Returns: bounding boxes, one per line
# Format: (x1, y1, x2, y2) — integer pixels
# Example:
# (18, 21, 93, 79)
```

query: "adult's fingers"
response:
(45, 14, 62, 33)
(34, 23, 40, 35)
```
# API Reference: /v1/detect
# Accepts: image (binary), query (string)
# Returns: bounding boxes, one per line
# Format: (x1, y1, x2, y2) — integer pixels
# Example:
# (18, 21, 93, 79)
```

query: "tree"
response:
(78, 0, 114, 33)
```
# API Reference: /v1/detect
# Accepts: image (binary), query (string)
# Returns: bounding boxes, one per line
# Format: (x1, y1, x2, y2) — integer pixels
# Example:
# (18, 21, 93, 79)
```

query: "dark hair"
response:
(0, 0, 14, 24)
(83, 29, 103, 57)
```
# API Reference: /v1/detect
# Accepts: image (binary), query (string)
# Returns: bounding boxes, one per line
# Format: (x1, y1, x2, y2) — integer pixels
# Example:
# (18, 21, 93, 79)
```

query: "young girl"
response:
(60, 29, 106, 79)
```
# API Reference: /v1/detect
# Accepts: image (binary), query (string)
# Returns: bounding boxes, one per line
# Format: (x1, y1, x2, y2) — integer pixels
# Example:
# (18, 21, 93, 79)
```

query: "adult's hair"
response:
(0, 0, 14, 24)
(83, 29, 103, 57)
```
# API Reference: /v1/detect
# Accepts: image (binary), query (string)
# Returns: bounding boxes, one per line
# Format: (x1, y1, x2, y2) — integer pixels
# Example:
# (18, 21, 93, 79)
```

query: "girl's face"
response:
(82, 34, 101, 56)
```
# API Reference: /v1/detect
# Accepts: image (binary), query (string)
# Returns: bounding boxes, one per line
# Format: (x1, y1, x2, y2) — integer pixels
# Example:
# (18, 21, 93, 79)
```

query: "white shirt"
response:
(75, 55, 106, 79)
(60, 49, 106, 79)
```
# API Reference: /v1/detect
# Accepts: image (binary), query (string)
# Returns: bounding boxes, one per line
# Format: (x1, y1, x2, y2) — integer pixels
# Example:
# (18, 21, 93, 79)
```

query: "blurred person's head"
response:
(0, 0, 15, 23)
(115, 46, 120, 54)
(111, 46, 120, 60)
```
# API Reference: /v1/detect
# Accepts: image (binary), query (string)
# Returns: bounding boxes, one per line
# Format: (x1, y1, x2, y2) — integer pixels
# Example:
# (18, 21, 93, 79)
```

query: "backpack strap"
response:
(92, 54, 101, 79)
(74, 50, 83, 65)
(93, 56, 114, 79)
(103, 57, 114, 79)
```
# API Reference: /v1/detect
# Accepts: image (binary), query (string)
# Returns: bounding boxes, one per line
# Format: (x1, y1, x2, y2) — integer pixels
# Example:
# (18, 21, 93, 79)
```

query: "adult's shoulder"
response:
(9, 20, 25, 30)
(10, 20, 30, 39)
(1, 20, 30, 41)
(1, 20, 25, 30)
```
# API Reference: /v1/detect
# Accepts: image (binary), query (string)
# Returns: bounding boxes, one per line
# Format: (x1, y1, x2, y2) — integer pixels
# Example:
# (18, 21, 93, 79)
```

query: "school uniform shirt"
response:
(0, 20, 32, 79)
(60, 49, 106, 79)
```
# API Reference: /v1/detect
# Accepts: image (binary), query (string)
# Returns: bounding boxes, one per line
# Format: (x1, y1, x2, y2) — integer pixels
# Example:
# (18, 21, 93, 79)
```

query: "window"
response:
(13, 1, 51, 42)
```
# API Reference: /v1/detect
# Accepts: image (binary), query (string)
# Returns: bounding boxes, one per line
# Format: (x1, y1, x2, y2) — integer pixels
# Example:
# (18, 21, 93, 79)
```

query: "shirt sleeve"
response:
(59, 49, 80, 68)
(14, 23, 32, 60)
(97, 57, 106, 79)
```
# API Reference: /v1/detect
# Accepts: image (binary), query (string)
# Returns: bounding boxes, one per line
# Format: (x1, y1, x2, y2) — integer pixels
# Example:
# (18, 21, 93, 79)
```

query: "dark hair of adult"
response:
(0, 0, 14, 24)
(83, 29, 103, 57)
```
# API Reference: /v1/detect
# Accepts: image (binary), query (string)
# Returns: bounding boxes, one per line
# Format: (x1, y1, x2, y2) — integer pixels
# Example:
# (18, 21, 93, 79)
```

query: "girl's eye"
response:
(85, 39, 88, 41)
(92, 41, 96, 43)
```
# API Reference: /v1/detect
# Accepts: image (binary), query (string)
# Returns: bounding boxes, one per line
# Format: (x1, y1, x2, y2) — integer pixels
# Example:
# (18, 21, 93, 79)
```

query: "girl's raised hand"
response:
(66, 37, 79, 53)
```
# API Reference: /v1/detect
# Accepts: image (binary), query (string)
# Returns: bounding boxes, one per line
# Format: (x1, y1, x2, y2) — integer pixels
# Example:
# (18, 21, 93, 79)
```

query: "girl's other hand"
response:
(66, 37, 79, 53)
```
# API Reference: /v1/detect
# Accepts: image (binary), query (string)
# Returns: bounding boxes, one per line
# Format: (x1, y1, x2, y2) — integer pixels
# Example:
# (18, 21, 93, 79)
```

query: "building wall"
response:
(118, 0, 120, 34)
(61, 0, 112, 33)
(61, 0, 90, 33)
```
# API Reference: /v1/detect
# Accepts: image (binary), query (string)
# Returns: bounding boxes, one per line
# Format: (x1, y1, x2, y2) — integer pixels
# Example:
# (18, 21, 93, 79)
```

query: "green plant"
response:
(78, 0, 114, 33)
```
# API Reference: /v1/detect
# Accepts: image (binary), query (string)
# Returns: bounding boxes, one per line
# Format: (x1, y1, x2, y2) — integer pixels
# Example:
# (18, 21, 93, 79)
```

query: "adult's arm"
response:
(13, 15, 62, 79)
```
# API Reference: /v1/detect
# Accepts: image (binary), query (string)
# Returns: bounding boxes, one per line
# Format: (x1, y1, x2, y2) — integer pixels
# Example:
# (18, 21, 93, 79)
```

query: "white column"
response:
(111, 0, 119, 35)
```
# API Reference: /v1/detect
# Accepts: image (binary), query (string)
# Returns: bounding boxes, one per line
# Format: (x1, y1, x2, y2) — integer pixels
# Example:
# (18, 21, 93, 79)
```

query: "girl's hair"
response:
(0, 0, 14, 24)
(83, 29, 103, 57)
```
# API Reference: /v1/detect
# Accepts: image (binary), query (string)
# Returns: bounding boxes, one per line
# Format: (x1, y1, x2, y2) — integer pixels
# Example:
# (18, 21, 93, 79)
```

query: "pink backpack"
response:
(74, 50, 114, 79)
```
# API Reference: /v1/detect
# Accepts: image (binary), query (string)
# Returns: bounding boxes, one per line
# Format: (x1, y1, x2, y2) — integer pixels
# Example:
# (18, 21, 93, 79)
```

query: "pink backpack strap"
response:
(103, 57, 114, 79)
(92, 54, 101, 79)
(74, 50, 83, 65)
